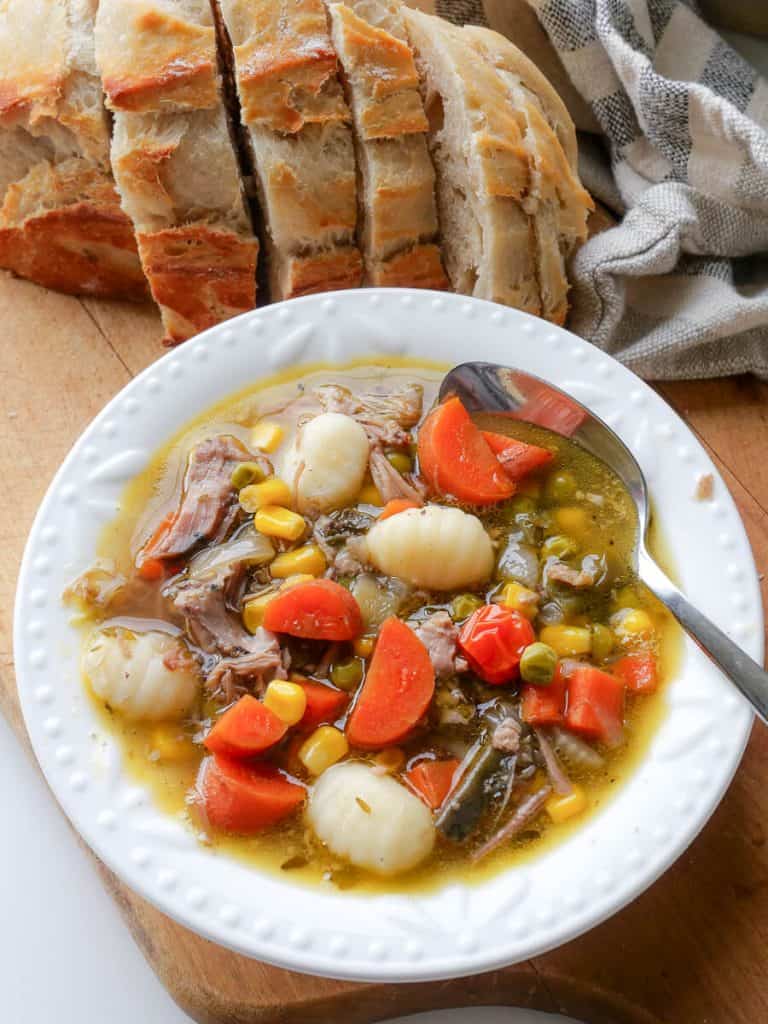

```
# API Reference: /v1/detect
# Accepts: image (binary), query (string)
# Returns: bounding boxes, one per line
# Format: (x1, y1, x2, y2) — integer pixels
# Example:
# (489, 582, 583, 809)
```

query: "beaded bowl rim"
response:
(14, 289, 760, 981)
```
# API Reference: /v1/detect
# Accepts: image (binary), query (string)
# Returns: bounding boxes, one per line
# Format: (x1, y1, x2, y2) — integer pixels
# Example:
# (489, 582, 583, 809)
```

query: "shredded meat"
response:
(471, 785, 552, 863)
(315, 383, 423, 447)
(368, 447, 425, 505)
(206, 628, 285, 703)
(547, 553, 604, 589)
(534, 727, 573, 795)
(414, 611, 468, 679)
(63, 559, 125, 612)
(142, 436, 266, 562)
(492, 717, 522, 754)
(313, 514, 371, 578)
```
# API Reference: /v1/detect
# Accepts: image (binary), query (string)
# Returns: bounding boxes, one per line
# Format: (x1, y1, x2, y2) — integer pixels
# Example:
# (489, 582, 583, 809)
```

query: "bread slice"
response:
(403, 8, 543, 314)
(0, 0, 146, 299)
(214, 0, 362, 301)
(464, 25, 593, 323)
(96, 0, 258, 342)
(327, 1, 447, 288)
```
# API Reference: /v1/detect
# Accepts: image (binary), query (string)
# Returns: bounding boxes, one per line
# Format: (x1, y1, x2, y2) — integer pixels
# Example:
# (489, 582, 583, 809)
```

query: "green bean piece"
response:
(231, 461, 266, 490)
(519, 642, 558, 685)
(450, 593, 484, 621)
(545, 470, 578, 503)
(385, 451, 413, 475)
(330, 657, 364, 691)
(541, 534, 580, 560)
(590, 623, 614, 662)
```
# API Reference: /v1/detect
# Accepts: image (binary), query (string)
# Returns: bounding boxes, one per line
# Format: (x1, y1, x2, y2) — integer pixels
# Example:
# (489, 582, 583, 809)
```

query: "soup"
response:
(66, 361, 679, 892)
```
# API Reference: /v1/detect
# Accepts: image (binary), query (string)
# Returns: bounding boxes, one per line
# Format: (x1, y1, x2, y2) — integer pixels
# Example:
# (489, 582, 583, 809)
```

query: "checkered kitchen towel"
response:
(436, 0, 768, 380)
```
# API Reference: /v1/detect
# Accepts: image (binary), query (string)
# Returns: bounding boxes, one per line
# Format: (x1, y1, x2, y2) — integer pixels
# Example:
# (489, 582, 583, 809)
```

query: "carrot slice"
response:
(263, 578, 363, 641)
(346, 617, 435, 749)
(565, 666, 625, 745)
(203, 695, 287, 758)
(521, 663, 569, 725)
(379, 498, 420, 521)
(298, 681, 349, 729)
(613, 653, 658, 694)
(199, 755, 305, 834)
(406, 758, 460, 809)
(482, 431, 554, 481)
(417, 397, 515, 505)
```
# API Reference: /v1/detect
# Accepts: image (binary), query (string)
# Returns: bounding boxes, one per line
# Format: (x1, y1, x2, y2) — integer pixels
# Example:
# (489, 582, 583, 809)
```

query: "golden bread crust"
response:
(371, 243, 448, 289)
(281, 247, 363, 298)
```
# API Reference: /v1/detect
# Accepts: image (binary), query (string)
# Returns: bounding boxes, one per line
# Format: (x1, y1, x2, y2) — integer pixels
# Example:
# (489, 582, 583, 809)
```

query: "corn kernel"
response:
(264, 680, 307, 726)
(498, 581, 540, 619)
(279, 573, 315, 591)
(253, 505, 306, 541)
(353, 635, 376, 658)
(250, 420, 284, 453)
(372, 747, 406, 773)
(239, 477, 292, 512)
(242, 591, 275, 633)
(270, 544, 327, 579)
(554, 506, 589, 536)
(539, 624, 592, 657)
(546, 784, 588, 823)
(612, 607, 654, 640)
(357, 481, 383, 506)
(150, 725, 194, 763)
(298, 725, 349, 776)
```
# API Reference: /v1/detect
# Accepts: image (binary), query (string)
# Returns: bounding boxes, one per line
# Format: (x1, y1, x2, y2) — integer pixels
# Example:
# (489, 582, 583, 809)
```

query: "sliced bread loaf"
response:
(327, 0, 447, 288)
(214, 0, 362, 301)
(464, 25, 593, 323)
(96, 0, 258, 342)
(0, 0, 146, 299)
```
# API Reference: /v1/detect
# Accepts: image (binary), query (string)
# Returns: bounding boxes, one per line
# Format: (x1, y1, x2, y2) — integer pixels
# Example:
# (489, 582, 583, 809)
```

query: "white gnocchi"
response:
(308, 762, 435, 875)
(283, 412, 369, 513)
(365, 505, 494, 590)
(83, 627, 200, 722)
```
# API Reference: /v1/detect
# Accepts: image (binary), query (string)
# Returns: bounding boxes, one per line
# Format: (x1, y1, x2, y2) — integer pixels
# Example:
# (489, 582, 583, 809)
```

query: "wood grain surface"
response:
(1, 272, 766, 1024)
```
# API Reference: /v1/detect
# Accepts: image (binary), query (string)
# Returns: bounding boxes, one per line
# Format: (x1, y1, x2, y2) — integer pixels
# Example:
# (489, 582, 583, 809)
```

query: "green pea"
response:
(591, 623, 614, 662)
(450, 593, 483, 621)
(504, 495, 538, 520)
(545, 470, 578, 503)
(231, 461, 266, 490)
(541, 534, 580, 560)
(386, 451, 413, 475)
(330, 657, 364, 691)
(520, 642, 558, 685)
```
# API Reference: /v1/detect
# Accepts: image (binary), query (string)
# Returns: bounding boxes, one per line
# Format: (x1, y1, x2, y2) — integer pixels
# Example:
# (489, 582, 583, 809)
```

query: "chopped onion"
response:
(189, 526, 274, 579)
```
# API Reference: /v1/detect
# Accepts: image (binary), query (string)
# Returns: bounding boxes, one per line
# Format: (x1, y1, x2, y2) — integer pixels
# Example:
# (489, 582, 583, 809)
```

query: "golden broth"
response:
(79, 359, 682, 895)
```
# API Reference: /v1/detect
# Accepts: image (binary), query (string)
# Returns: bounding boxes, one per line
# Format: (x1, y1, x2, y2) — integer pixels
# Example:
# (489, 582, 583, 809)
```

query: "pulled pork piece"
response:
(415, 611, 468, 679)
(313, 511, 373, 578)
(471, 785, 552, 863)
(141, 436, 266, 562)
(315, 383, 423, 446)
(369, 447, 425, 505)
(547, 553, 605, 589)
(167, 567, 283, 702)
(492, 717, 522, 754)
(534, 727, 573, 796)
(63, 559, 125, 613)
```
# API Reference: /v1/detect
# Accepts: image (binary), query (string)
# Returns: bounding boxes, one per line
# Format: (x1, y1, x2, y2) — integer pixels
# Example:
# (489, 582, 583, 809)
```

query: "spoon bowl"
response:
(441, 361, 768, 723)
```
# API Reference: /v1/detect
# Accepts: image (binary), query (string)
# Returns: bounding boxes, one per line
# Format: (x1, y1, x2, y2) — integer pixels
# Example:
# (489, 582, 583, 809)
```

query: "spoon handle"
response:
(639, 548, 768, 724)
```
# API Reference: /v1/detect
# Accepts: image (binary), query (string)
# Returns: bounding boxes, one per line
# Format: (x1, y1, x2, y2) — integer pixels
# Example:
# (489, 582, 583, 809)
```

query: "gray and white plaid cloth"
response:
(437, 0, 768, 380)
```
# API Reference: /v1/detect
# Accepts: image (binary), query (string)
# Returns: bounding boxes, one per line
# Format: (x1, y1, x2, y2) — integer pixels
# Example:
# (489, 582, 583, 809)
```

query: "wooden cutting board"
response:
(1, 272, 767, 1024)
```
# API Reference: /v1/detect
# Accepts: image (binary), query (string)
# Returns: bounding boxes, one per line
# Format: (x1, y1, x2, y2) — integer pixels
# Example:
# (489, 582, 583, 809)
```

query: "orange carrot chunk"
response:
(263, 578, 363, 641)
(203, 695, 287, 759)
(565, 666, 625, 745)
(613, 653, 658, 694)
(346, 617, 435, 749)
(417, 396, 515, 505)
(200, 755, 305, 834)
(482, 431, 554, 481)
(521, 663, 569, 725)
(406, 758, 460, 809)
(379, 498, 421, 521)
(298, 681, 349, 730)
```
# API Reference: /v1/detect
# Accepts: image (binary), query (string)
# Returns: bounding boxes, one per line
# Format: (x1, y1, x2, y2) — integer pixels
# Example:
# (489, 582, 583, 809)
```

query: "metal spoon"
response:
(440, 361, 768, 724)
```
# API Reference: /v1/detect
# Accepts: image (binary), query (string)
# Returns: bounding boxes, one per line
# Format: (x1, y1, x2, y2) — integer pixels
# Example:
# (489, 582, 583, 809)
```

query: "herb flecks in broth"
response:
(68, 361, 680, 894)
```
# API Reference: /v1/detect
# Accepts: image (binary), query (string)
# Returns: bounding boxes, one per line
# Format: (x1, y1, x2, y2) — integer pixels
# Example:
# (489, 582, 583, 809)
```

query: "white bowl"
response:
(14, 290, 761, 982)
